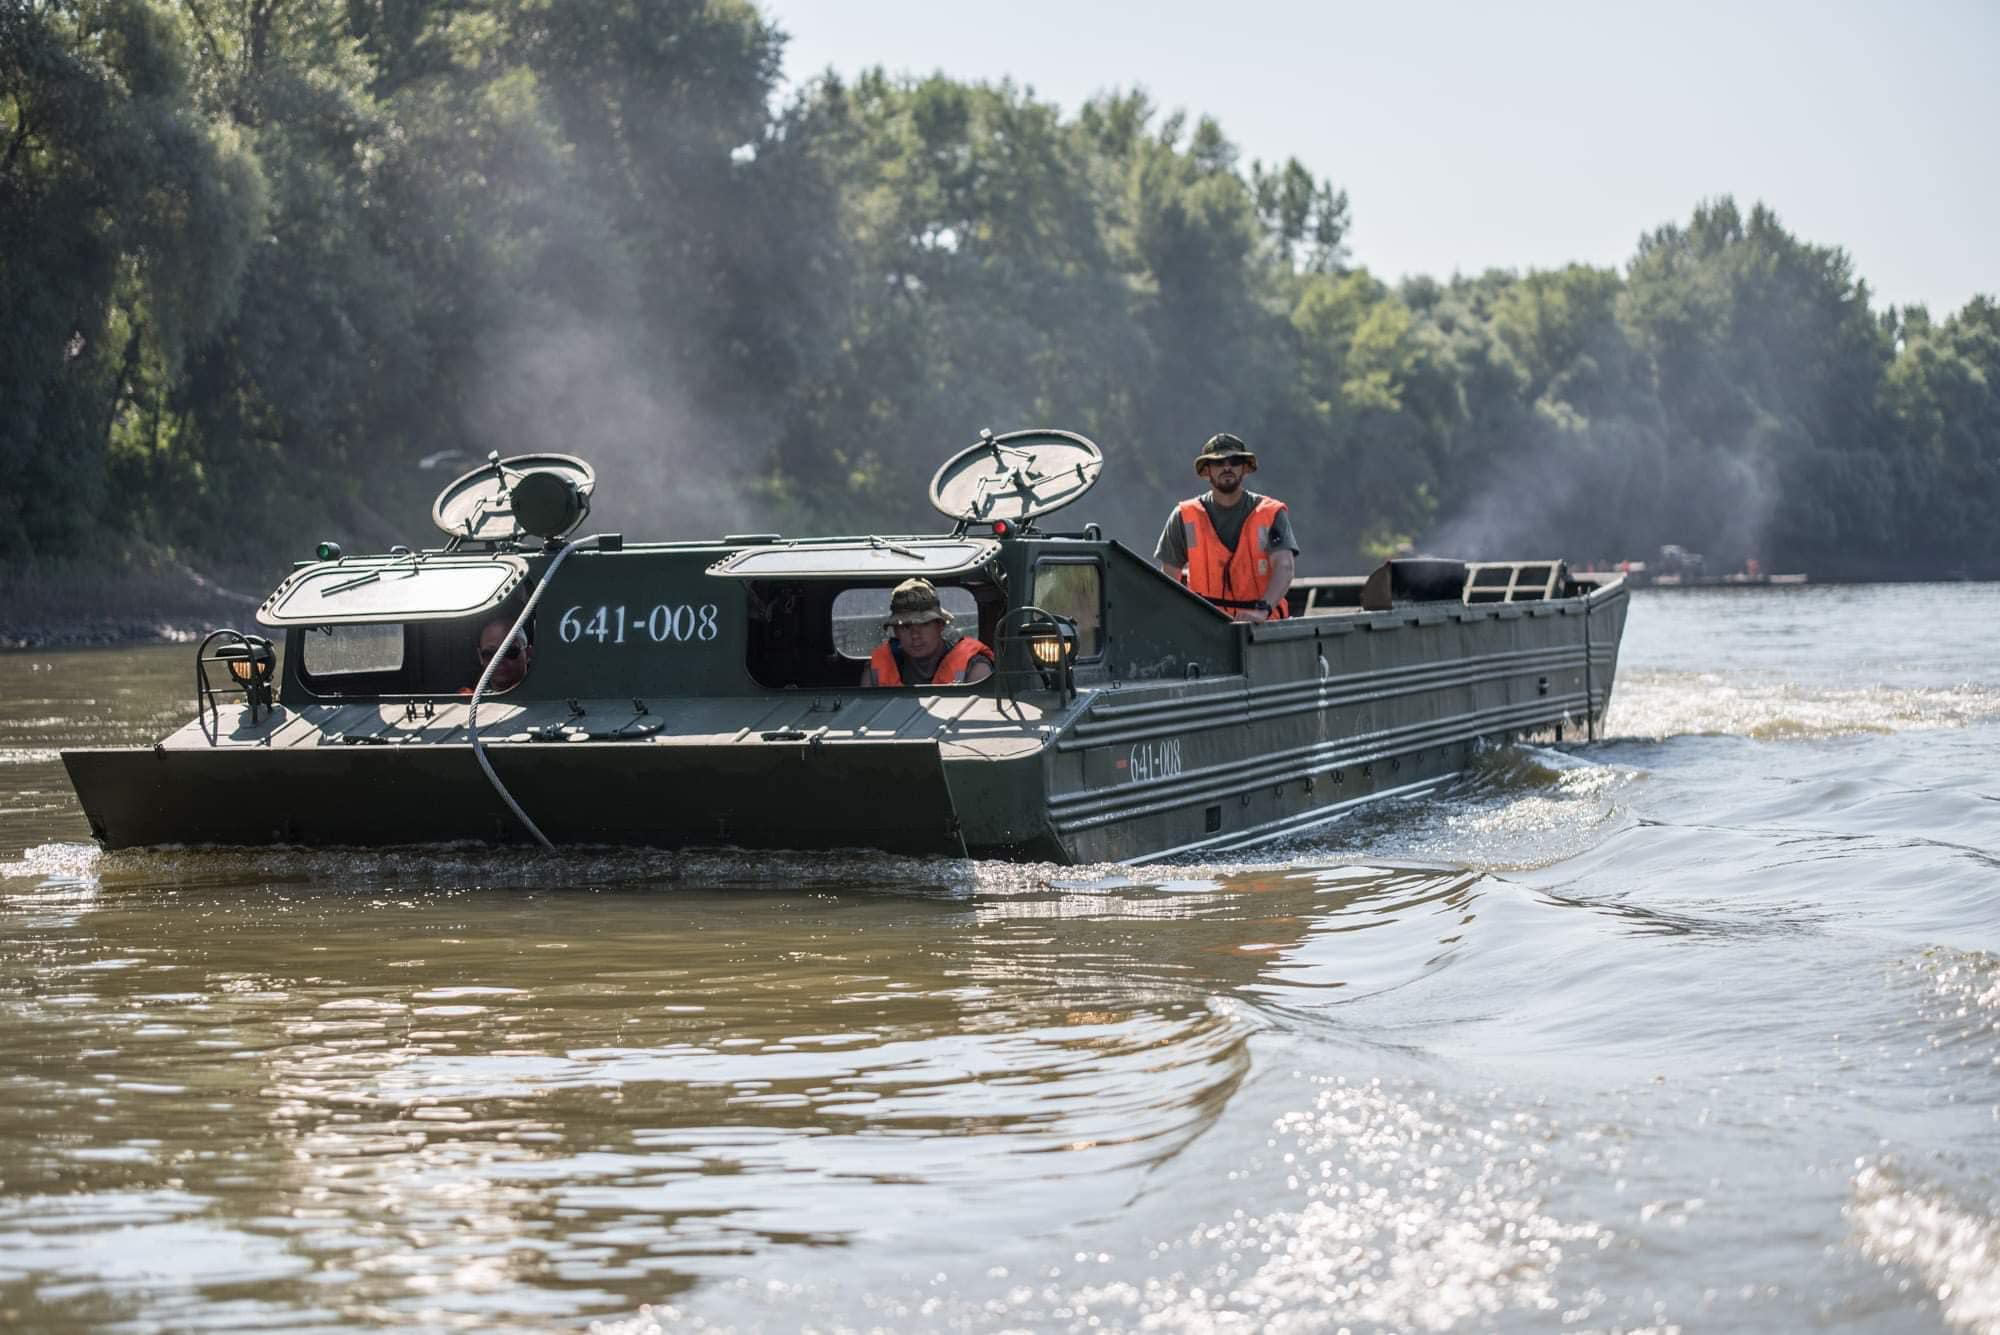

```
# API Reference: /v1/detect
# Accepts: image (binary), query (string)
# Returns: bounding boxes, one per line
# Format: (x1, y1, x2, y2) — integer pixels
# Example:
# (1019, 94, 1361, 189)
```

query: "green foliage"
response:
(1253, 155, 1348, 274)
(2, 7, 1994, 578)
(1883, 298, 2000, 567)
(2, 0, 265, 557)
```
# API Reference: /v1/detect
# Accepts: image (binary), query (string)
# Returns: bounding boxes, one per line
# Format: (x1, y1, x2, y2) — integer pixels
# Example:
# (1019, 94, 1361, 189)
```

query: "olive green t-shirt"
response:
(1154, 491, 1300, 567)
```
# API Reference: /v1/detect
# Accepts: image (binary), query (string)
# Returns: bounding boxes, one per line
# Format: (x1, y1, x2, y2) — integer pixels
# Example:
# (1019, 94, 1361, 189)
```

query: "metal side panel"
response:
(61, 740, 964, 856)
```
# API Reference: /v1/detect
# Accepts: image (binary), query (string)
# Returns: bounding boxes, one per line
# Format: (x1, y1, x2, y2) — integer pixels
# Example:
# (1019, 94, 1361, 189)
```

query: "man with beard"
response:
(1154, 433, 1298, 621)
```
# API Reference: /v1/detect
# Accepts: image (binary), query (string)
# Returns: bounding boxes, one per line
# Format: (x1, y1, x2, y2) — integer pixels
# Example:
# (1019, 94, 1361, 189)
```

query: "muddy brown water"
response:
(3, 584, 1998, 1332)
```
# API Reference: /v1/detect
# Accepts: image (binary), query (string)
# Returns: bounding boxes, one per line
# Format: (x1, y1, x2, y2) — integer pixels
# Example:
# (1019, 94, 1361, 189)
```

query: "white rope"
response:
(467, 535, 598, 848)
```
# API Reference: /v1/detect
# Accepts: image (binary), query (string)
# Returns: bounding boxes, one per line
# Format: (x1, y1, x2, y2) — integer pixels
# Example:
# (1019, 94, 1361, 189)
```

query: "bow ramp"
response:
(62, 689, 1065, 857)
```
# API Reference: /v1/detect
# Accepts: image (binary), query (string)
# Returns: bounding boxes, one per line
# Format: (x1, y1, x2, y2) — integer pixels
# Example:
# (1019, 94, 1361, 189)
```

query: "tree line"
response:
(5, 0, 1996, 580)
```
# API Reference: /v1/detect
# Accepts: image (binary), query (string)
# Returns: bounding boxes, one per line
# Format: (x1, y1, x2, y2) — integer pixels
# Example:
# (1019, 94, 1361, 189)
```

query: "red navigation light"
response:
(991, 519, 1012, 538)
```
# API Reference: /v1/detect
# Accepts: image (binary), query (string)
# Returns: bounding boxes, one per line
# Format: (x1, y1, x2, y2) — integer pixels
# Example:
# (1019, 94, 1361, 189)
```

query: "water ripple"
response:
(1849, 1160, 2000, 1335)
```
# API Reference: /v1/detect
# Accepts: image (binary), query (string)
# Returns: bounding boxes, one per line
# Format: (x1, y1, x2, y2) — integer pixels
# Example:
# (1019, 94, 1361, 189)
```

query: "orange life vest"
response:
(869, 636, 993, 686)
(1177, 495, 1290, 617)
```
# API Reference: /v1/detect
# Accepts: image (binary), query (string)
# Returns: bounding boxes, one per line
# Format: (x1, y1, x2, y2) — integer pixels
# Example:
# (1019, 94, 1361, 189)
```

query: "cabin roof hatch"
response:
(256, 554, 530, 627)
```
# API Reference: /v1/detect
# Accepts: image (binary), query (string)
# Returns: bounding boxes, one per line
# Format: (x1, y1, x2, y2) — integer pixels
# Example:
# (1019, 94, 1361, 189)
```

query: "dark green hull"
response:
(64, 739, 973, 856)
(1044, 588, 1627, 861)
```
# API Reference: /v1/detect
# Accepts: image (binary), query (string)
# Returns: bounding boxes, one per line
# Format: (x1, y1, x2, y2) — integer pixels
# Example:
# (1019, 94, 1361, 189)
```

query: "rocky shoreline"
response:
(0, 618, 220, 652)
(0, 562, 263, 652)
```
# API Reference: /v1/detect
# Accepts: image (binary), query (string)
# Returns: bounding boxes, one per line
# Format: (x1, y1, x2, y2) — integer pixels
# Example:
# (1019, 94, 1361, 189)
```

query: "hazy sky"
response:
(761, 0, 1996, 316)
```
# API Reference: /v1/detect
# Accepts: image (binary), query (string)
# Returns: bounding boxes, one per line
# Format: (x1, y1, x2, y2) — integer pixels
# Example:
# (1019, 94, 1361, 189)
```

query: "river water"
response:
(2, 584, 1996, 1333)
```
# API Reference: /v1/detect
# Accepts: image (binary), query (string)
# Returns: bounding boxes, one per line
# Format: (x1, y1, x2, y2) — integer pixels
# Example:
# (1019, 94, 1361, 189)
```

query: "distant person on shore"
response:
(1155, 433, 1297, 621)
(861, 579, 993, 686)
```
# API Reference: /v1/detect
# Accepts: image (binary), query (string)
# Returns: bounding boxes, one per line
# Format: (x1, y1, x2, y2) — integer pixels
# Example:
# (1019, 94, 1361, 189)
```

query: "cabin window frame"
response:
(827, 584, 984, 664)
(290, 613, 536, 700)
(740, 578, 1003, 691)
(1030, 556, 1107, 662)
(294, 623, 416, 698)
(298, 621, 409, 681)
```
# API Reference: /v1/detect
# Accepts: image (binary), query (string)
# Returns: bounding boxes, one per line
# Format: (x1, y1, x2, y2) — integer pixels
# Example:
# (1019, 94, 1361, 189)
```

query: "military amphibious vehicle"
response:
(62, 431, 1629, 863)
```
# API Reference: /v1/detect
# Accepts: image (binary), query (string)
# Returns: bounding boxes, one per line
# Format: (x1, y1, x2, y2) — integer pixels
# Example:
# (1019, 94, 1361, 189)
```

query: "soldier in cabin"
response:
(463, 613, 533, 694)
(1155, 433, 1298, 620)
(861, 578, 995, 687)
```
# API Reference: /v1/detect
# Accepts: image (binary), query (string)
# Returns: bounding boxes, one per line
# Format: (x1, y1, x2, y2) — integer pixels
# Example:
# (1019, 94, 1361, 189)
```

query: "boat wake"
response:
(594, 1070, 1604, 1335)
(1233, 742, 1638, 876)
(0, 840, 989, 898)
(1, 838, 1298, 902)
(5, 742, 1643, 898)
(1607, 670, 2000, 741)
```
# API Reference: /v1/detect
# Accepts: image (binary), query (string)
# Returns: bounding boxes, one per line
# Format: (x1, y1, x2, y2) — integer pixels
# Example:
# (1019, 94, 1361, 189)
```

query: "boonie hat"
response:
(885, 578, 952, 628)
(1194, 432, 1258, 475)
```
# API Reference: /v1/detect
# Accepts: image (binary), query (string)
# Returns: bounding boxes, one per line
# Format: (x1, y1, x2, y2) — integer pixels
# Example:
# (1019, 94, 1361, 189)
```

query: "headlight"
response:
(218, 637, 276, 686)
(1029, 627, 1075, 667)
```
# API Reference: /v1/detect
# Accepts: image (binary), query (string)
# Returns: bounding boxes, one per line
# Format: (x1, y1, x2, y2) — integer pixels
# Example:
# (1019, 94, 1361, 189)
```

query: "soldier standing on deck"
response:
(1154, 433, 1298, 621)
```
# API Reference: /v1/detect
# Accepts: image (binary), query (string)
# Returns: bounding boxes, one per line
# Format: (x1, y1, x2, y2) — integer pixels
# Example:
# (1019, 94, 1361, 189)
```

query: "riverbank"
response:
(0, 559, 263, 650)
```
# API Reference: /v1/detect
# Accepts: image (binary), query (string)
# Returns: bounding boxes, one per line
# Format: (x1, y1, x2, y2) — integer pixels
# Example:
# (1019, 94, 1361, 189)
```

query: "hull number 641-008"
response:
(559, 604, 720, 645)
(1128, 737, 1183, 783)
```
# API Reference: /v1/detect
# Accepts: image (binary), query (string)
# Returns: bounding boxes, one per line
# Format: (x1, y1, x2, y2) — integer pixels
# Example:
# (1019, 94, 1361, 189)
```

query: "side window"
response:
(830, 586, 980, 659)
(1034, 561, 1104, 658)
(302, 624, 405, 677)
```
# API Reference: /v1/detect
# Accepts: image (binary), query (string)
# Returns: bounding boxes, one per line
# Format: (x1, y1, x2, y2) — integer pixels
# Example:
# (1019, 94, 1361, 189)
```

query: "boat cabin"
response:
(251, 430, 1264, 708)
(259, 530, 1243, 706)
(251, 433, 1598, 711)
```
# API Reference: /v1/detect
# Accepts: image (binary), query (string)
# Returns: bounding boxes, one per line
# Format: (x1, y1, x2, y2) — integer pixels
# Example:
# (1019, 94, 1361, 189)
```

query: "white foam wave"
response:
(1607, 672, 2000, 741)
(1, 837, 1459, 903)
(1302, 747, 1634, 873)
(0, 841, 102, 884)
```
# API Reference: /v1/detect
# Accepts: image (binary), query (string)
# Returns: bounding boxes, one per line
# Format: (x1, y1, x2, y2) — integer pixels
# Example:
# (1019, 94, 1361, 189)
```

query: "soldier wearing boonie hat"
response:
(1154, 433, 1299, 621)
(862, 578, 996, 686)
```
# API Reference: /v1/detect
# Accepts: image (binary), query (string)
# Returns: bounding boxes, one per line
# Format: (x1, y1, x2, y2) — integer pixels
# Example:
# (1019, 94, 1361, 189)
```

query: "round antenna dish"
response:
(928, 428, 1102, 526)
(432, 453, 596, 544)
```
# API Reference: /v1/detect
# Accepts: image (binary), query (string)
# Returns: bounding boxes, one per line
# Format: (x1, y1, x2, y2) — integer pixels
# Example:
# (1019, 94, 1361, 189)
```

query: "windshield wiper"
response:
(868, 536, 924, 560)
(324, 550, 423, 595)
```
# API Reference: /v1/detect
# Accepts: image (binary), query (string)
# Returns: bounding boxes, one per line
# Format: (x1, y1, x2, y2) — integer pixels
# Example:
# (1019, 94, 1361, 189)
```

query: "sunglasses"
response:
(479, 643, 522, 662)
(1210, 454, 1252, 468)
